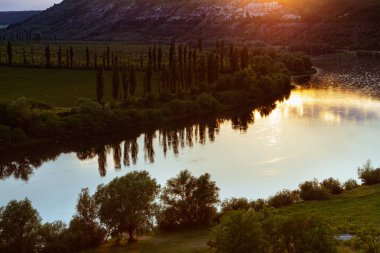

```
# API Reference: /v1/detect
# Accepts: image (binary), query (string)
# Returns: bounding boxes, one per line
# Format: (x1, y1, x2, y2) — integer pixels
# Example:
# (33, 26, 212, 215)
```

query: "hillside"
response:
(0, 0, 379, 49)
(0, 11, 41, 25)
(82, 184, 380, 253)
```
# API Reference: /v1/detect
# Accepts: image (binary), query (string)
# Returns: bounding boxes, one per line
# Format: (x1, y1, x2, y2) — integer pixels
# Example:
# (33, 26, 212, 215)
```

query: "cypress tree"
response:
(94, 53, 98, 69)
(153, 44, 157, 71)
(129, 65, 137, 96)
(6, 41, 12, 66)
(169, 39, 175, 68)
(85, 47, 90, 68)
(157, 46, 162, 71)
(198, 38, 203, 52)
(69, 46, 74, 69)
(121, 67, 129, 101)
(66, 48, 70, 68)
(96, 68, 105, 105)
(106, 46, 110, 70)
(144, 64, 152, 96)
(22, 49, 27, 66)
(57, 46, 62, 68)
(45, 46, 51, 67)
(241, 46, 249, 69)
(140, 53, 144, 70)
(112, 67, 120, 100)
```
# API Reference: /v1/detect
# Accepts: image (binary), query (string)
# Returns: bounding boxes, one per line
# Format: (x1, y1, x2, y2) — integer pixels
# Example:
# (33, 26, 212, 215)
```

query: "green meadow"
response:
(0, 66, 160, 107)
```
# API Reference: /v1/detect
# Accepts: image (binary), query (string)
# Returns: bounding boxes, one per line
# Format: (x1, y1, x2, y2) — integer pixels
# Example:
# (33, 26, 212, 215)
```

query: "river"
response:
(1, 55, 380, 223)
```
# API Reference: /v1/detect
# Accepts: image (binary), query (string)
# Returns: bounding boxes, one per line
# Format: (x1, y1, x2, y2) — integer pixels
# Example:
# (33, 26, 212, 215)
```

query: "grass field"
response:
(81, 184, 380, 253)
(280, 184, 380, 232)
(0, 66, 161, 107)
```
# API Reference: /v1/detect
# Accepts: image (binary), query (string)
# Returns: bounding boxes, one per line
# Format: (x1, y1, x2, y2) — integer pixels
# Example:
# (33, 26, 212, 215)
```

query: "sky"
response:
(0, 0, 60, 11)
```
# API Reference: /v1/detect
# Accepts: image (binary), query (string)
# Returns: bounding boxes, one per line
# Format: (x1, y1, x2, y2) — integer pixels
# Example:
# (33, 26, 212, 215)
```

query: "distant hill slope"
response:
(1, 0, 379, 49)
(0, 11, 41, 25)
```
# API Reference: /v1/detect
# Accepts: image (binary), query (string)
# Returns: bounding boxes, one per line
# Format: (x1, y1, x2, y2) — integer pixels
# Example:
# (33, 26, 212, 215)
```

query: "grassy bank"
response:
(280, 184, 380, 232)
(81, 184, 379, 253)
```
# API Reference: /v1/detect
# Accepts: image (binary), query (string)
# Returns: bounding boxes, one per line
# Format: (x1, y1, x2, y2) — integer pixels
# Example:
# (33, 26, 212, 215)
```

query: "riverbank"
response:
(82, 184, 380, 253)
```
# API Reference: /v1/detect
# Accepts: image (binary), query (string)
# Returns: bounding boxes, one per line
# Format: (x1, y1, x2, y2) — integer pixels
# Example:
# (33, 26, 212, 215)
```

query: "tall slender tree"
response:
(122, 67, 129, 101)
(6, 41, 12, 66)
(69, 46, 74, 69)
(45, 46, 51, 67)
(157, 46, 162, 71)
(96, 68, 105, 105)
(112, 67, 120, 100)
(85, 47, 90, 68)
(57, 46, 62, 68)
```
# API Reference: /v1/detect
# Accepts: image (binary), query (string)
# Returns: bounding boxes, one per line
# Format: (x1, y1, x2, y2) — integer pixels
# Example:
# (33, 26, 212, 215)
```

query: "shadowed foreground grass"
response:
(82, 228, 213, 253)
(0, 67, 159, 107)
(82, 185, 379, 253)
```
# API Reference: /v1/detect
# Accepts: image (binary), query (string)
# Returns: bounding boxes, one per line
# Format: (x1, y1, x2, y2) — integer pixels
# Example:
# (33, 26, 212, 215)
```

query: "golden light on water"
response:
(257, 88, 380, 124)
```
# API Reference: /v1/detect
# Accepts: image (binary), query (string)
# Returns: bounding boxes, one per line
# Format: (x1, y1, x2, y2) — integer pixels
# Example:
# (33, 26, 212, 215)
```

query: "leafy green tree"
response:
(158, 170, 219, 230)
(38, 221, 69, 253)
(358, 159, 380, 185)
(94, 171, 160, 242)
(0, 199, 41, 253)
(67, 188, 106, 250)
(96, 68, 104, 105)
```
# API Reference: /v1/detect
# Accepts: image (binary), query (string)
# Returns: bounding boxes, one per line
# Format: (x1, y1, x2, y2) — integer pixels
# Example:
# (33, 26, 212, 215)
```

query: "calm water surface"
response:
(1, 56, 380, 222)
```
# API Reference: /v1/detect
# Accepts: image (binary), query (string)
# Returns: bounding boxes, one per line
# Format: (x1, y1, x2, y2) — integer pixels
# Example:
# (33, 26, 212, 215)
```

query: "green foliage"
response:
(94, 171, 160, 242)
(67, 188, 106, 250)
(267, 189, 301, 208)
(358, 160, 380, 185)
(196, 93, 220, 112)
(211, 210, 337, 253)
(158, 170, 219, 230)
(321, 178, 344, 195)
(211, 210, 265, 253)
(0, 199, 42, 253)
(353, 225, 380, 253)
(344, 179, 359, 191)
(299, 179, 331, 201)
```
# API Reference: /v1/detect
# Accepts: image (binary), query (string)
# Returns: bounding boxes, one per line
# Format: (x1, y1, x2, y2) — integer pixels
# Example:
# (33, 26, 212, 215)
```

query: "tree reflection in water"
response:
(0, 110, 265, 181)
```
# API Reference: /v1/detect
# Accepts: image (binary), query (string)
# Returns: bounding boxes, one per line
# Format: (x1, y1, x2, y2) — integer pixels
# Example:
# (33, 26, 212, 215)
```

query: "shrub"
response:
(211, 210, 265, 253)
(221, 198, 253, 214)
(196, 93, 220, 112)
(321, 178, 344, 195)
(211, 211, 337, 253)
(167, 99, 188, 116)
(267, 190, 300, 208)
(358, 160, 380, 185)
(299, 179, 331, 201)
(343, 179, 359, 191)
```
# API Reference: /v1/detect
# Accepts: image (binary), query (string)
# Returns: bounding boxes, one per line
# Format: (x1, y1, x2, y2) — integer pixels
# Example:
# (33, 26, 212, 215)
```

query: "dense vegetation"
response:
(0, 41, 314, 150)
(1, 160, 380, 253)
